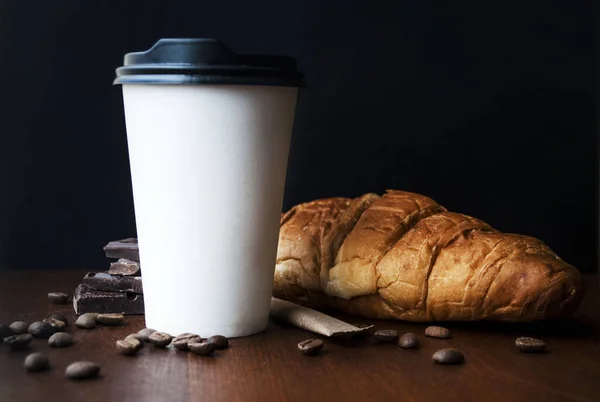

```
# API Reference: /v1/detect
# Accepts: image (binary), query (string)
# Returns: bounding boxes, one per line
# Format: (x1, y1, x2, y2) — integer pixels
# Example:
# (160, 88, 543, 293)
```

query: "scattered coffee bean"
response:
(95, 313, 124, 326)
(65, 361, 100, 380)
(515, 337, 547, 353)
(75, 313, 98, 329)
(189, 341, 216, 356)
(432, 348, 465, 364)
(207, 335, 229, 350)
(398, 333, 420, 349)
(0, 324, 14, 341)
(136, 328, 157, 342)
(116, 338, 142, 355)
(173, 333, 203, 351)
(43, 317, 67, 330)
(374, 329, 399, 343)
(48, 292, 69, 304)
(297, 338, 325, 356)
(48, 314, 68, 325)
(28, 321, 58, 338)
(425, 326, 451, 339)
(9, 321, 29, 335)
(4, 334, 33, 350)
(48, 332, 74, 348)
(148, 331, 173, 348)
(24, 353, 50, 372)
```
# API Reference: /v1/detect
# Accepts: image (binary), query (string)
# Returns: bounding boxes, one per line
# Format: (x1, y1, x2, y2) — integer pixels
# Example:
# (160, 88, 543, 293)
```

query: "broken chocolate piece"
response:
(83, 272, 143, 294)
(108, 258, 140, 276)
(73, 284, 144, 315)
(103, 238, 139, 262)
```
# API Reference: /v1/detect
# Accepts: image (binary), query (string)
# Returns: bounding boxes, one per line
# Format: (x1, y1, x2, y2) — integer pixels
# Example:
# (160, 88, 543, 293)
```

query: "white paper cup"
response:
(114, 39, 304, 337)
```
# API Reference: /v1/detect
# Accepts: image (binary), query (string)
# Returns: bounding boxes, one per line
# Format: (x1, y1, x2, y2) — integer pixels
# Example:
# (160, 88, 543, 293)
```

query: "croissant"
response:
(274, 190, 584, 322)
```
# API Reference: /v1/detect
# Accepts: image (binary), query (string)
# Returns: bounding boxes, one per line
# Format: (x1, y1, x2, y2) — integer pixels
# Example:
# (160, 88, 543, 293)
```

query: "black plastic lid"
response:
(114, 38, 304, 87)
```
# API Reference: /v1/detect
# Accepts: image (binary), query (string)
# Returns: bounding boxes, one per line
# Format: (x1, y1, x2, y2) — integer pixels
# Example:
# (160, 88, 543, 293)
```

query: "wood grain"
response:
(0, 270, 599, 402)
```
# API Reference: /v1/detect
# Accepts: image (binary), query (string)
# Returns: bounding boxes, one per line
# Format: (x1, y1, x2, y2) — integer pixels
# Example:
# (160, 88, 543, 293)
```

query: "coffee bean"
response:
(125, 333, 144, 344)
(43, 317, 67, 330)
(48, 314, 68, 325)
(116, 338, 142, 355)
(48, 292, 69, 304)
(374, 329, 399, 343)
(95, 313, 124, 326)
(48, 332, 74, 348)
(28, 321, 58, 338)
(297, 338, 324, 356)
(515, 337, 546, 353)
(173, 333, 203, 351)
(425, 326, 451, 339)
(207, 335, 229, 350)
(65, 361, 100, 380)
(398, 333, 419, 349)
(136, 328, 157, 342)
(75, 313, 98, 329)
(4, 334, 33, 350)
(432, 348, 465, 364)
(189, 341, 216, 356)
(148, 331, 173, 348)
(9, 321, 29, 335)
(0, 324, 14, 341)
(25, 353, 50, 372)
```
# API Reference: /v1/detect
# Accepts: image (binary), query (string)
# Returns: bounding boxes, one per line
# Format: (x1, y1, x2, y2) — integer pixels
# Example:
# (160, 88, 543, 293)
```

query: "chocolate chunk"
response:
(72, 284, 144, 315)
(83, 272, 143, 294)
(109, 259, 141, 276)
(103, 238, 139, 262)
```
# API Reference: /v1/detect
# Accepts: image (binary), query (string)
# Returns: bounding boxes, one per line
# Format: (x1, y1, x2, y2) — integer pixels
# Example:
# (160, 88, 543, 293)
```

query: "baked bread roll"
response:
(274, 190, 584, 322)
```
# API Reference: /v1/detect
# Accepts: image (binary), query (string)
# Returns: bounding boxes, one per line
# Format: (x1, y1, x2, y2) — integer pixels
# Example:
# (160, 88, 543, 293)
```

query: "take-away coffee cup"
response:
(114, 38, 304, 338)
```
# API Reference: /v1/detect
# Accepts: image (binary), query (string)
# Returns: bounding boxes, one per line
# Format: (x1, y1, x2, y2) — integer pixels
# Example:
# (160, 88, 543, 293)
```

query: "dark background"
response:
(0, 1, 596, 273)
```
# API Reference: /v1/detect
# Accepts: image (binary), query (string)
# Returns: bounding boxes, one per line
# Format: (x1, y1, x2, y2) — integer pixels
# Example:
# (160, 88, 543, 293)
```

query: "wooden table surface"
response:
(0, 270, 599, 402)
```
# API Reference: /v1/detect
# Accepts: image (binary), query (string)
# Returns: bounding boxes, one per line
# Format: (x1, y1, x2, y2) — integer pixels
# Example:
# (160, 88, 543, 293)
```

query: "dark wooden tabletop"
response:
(0, 270, 599, 402)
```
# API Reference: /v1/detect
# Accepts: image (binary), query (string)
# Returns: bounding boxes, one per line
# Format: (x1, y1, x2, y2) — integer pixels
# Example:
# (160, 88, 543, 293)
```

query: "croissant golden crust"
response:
(274, 190, 584, 322)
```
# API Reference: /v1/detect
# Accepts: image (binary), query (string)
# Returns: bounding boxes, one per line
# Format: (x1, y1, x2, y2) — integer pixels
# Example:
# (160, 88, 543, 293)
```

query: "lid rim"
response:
(113, 74, 306, 88)
(114, 38, 304, 87)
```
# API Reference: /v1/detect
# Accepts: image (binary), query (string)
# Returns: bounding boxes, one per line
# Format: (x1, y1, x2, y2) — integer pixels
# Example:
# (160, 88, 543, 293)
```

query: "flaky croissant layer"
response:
(274, 190, 584, 322)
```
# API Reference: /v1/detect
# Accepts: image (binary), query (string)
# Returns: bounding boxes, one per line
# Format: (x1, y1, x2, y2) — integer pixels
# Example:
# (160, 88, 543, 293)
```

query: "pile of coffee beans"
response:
(114, 328, 230, 358)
